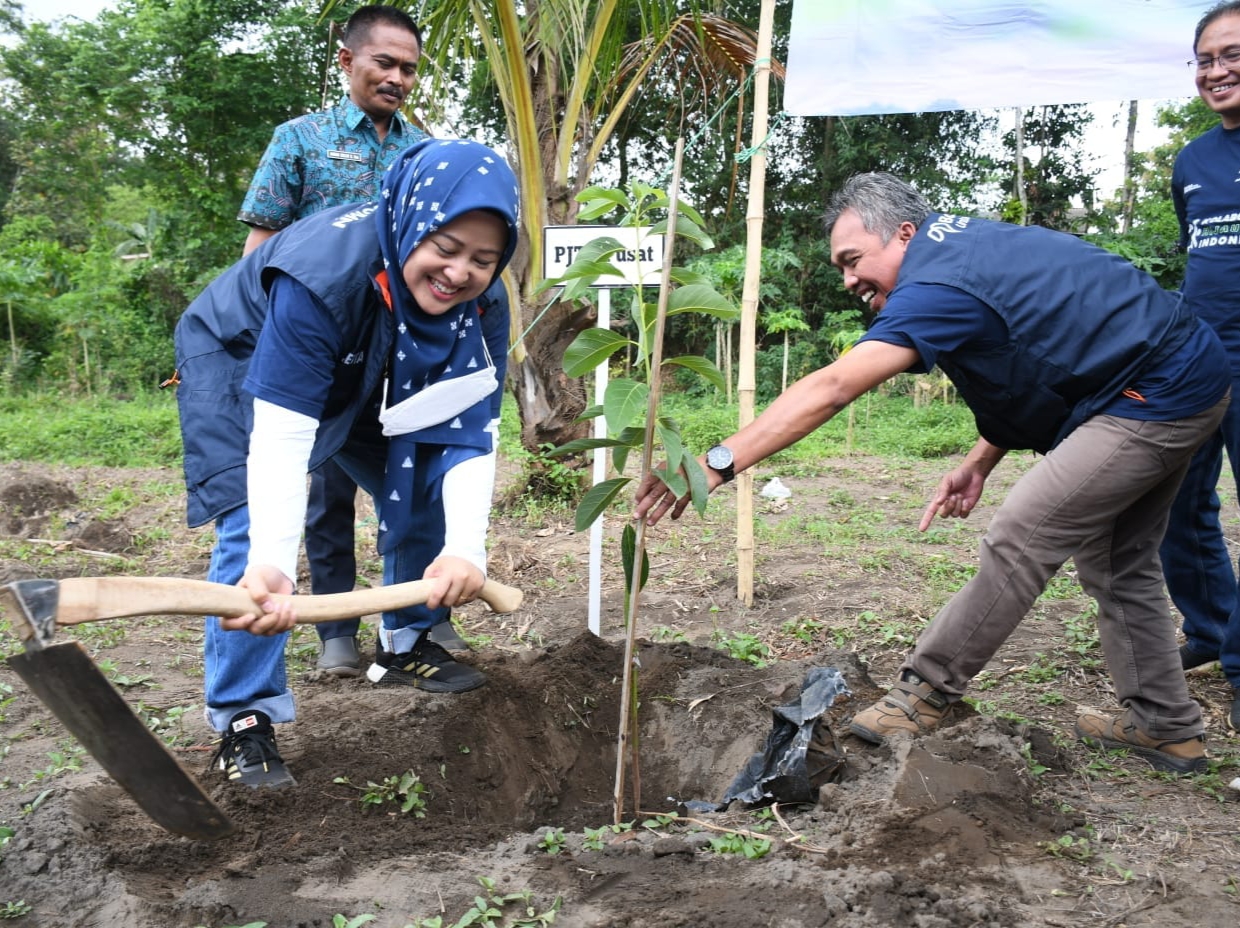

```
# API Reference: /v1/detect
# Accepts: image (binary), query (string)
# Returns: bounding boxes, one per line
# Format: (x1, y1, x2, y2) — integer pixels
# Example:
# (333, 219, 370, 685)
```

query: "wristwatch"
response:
(705, 444, 736, 483)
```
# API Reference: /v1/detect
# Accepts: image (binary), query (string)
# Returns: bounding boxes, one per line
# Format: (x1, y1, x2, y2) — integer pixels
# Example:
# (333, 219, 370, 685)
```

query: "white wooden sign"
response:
(543, 225, 664, 288)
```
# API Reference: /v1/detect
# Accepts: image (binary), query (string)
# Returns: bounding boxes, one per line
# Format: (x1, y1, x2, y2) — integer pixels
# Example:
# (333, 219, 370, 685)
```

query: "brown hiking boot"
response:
(1074, 708, 1207, 775)
(849, 672, 950, 743)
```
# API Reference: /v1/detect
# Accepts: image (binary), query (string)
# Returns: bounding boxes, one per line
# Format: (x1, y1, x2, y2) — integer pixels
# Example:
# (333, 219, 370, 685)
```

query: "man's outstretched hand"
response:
(918, 463, 987, 531)
(634, 469, 693, 526)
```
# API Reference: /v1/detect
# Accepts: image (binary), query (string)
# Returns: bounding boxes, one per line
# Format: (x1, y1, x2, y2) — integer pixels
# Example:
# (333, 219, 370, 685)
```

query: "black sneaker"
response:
(1180, 643, 1218, 671)
(1229, 688, 1240, 734)
(366, 637, 486, 693)
(211, 710, 296, 789)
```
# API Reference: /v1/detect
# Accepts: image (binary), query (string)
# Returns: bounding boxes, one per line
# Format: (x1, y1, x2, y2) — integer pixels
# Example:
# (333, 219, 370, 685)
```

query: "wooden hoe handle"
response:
(44, 576, 524, 627)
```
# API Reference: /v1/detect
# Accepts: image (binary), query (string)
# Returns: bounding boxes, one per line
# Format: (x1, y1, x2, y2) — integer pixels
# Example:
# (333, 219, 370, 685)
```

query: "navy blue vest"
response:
(175, 202, 391, 526)
(175, 203, 510, 527)
(896, 214, 1196, 452)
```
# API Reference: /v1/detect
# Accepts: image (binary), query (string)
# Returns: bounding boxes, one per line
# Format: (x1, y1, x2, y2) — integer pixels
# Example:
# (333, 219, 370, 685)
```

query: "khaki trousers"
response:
(906, 394, 1229, 739)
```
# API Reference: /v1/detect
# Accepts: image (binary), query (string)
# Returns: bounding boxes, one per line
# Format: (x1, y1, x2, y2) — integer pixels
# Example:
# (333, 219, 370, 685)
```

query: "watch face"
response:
(707, 445, 733, 470)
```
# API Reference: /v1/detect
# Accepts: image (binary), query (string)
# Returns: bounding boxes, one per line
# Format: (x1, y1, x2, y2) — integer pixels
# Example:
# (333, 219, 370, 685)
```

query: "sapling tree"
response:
(762, 307, 810, 392)
(546, 183, 739, 530)
(545, 169, 739, 820)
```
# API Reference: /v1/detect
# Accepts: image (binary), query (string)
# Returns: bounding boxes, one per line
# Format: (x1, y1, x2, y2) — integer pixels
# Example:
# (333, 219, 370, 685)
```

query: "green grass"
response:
(0, 385, 974, 471)
(662, 388, 976, 468)
(0, 391, 181, 466)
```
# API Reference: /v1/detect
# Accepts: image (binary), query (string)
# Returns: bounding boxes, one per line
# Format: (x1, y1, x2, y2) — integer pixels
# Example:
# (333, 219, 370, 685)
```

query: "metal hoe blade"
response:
(7, 641, 234, 840)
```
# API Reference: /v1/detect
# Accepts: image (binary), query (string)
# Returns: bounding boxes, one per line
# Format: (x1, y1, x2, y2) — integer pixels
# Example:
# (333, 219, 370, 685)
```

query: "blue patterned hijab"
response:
(374, 139, 519, 554)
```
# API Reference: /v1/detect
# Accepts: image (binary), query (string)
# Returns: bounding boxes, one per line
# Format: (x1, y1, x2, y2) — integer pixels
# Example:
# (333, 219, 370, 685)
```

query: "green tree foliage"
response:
(1090, 98, 1218, 290)
(998, 105, 1098, 231)
(0, 0, 330, 393)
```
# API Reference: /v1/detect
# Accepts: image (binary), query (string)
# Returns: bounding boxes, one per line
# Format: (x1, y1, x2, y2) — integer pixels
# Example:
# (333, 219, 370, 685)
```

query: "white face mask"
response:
(378, 364, 498, 436)
(377, 330, 498, 437)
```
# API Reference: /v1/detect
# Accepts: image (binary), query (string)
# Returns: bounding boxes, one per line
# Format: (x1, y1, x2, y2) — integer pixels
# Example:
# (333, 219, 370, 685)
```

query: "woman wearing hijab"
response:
(174, 139, 520, 789)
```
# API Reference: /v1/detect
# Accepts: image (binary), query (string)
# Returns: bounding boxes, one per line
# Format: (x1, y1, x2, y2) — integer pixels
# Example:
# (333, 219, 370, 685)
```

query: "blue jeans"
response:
(1160, 390, 1240, 688)
(204, 431, 450, 731)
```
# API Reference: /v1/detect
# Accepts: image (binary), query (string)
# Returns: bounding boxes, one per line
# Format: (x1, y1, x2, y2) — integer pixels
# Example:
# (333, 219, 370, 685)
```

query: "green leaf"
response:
(656, 419, 684, 475)
(558, 237, 627, 273)
(573, 403, 604, 423)
(575, 477, 631, 531)
(603, 378, 649, 435)
(685, 454, 711, 516)
(613, 444, 631, 474)
(620, 522, 650, 594)
(576, 200, 622, 221)
(669, 266, 714, 287)
(667, 284, 739, 320)
(555, 258, 626, 282)
(649, 213, 714, 250)
(675, 199, 708, 229)
(563, 328, 632, 378)
(610, 424, 645, 475)
(652, 463, 689, 498)
(555, 276, 595, 302)
(547, 436, 630, 456)
(663, 355, 726, 392)
(576, 186, 630, 208)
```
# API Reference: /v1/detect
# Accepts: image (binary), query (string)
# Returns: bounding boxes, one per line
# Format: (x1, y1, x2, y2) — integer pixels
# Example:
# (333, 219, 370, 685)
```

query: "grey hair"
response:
(1196, 1, 1240, 51)
(823, 172, 932, 244)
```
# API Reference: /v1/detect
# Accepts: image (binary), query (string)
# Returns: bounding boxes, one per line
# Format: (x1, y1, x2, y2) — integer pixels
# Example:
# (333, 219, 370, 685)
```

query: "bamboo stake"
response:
(735, 0, 776, 607)
(613, 137, 685, 825)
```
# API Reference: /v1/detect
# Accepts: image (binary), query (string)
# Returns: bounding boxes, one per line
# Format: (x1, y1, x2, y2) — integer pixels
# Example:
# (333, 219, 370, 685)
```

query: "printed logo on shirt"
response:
(342, 351, 365, 366)
(328, 150, 366, 163)
(1183, 183, 1203, 193)
(1186, 212, 1240, 251)
(926, 213, 970, 243)
(331, 203, 380, 229)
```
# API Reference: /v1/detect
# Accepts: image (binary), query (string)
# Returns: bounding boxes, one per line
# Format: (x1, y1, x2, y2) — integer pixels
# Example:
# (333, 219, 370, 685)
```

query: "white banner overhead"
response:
(785, 0, 1206, 116)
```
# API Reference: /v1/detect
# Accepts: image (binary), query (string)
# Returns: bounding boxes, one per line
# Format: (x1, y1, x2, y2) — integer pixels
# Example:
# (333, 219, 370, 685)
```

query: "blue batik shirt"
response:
(238, 96, 429, 231)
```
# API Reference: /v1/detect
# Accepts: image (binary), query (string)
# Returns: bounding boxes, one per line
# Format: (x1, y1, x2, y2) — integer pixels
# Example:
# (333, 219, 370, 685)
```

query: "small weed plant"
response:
(0, 682, 14, 723)
(333, 917, 376, 928)
(0, 900, 33, 920)
(19, 745, 84, 790)
(582, 821, 633, 851)
(780, 616, 825, 645)
(1020, 742, 1049, 777)
(709, 832, 772, 859)
(710, 630, 771, 668)
(408, 876, 561, 928)
(334, 771, 430, 816)
(1040, 833, 1093, 863)
(137, 702, 195, 746)
(640, 812, 680, 832)
(536, 828, 567, 855)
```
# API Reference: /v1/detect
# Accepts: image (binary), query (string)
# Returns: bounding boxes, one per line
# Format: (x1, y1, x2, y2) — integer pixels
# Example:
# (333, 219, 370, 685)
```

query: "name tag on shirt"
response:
(327, 150, 365, 163)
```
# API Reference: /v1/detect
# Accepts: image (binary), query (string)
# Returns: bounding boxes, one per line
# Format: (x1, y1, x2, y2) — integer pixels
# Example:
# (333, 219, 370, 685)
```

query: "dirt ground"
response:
(0, 451, 1238, 928)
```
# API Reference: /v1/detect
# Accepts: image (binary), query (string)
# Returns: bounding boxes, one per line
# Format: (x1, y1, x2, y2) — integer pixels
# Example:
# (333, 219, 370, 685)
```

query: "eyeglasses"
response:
(1188, 47, 1240, 71)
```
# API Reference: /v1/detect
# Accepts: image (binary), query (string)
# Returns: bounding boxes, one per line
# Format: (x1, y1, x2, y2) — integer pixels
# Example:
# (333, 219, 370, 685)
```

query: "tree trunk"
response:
(782, 331, 789, 392)
(511, 297, 595, 449)
(1014, 108, 1028, 226)
(7, 301, 17, 370)
(1121, 100, 1138, 234)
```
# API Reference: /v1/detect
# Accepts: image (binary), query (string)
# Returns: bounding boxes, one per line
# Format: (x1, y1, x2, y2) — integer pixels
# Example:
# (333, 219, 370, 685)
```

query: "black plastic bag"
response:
(686, 666, 851, 812)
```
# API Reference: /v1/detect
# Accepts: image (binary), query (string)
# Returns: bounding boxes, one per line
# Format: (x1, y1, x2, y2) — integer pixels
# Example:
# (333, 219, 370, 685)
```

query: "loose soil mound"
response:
(1, 459, 1237, 927)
